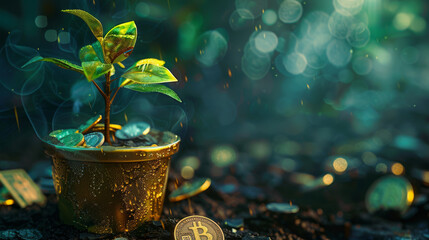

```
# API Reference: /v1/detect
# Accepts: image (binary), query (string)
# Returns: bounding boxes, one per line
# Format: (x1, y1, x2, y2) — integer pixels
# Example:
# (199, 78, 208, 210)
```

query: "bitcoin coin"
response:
(365, 175, 414, 214)
(78, 115, 102, 134)
(266, 203, 299, 213)
(174, 215, 225, 240)
(49, 129, 78, 139)
(169, 178, 211, 202)
(115, 122, 150, 140)
(84, 132, 105, 147)
(59, 133, 85, 147)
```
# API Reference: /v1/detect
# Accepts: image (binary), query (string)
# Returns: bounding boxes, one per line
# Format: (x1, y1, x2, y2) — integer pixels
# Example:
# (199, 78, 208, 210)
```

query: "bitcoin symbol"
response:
(188, 221, 213, 240)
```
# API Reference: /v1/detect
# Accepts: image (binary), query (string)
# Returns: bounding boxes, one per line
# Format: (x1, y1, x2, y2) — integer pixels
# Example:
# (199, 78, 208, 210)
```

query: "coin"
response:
(49, 129, 78, 139)
(59, 133, 85, 147)
(169, 178, 211, 202)
(115, 122, 150, 140)
(84, 132, 105, 147)
(174, 215, 225, 240)
(224, 218, 244, 228)
(78, 115, 102, 134)
(93, 123, 122, 130)
(266, 203, 299, 213)
(365, 175, 414, 214)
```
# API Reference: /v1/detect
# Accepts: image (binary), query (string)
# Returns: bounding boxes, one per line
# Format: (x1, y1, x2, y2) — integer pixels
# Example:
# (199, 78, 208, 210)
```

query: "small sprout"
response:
(22, 9, 181, 145)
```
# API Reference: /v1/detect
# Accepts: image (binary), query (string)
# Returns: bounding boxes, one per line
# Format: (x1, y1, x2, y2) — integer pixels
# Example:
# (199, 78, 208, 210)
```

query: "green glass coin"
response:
(49, 129, 78, 140)
(365, 175, 414, 214)
(78, 115, 102, 134)
(266, 203, 299, 213)
(115, 122, 150, 140)
(59, 133, 85, 147)
(169, 178, 211, 202)
(84, 132, 105, 148)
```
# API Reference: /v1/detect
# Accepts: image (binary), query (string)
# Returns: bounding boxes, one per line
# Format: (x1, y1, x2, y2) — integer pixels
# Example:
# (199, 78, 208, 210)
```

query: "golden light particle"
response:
(181, 166, 194, 180)
(391, 162, 404, 175)
(333, 157, 348, 173)
(323, 174, 334, 185)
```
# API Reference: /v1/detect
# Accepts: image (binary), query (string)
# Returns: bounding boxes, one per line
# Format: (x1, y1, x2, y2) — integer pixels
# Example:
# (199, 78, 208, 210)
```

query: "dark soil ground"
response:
(1, 170, 429, 240)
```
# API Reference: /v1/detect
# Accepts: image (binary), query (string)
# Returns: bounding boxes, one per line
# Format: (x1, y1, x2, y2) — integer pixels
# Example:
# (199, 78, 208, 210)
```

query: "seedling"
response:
(23, 9, 181, 144)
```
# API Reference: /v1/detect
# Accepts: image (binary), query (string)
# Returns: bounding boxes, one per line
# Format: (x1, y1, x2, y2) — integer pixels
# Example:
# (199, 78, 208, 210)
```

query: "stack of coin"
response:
(88, 123, 122, 142)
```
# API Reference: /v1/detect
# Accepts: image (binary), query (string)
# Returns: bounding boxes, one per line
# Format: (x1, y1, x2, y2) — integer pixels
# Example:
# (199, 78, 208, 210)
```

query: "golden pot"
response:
(43, 130, 180, 234)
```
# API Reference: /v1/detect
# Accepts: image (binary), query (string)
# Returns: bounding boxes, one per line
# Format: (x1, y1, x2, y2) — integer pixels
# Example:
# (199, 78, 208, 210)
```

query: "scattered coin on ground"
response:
(365, 175, 414, 214)
(169, 178, 211, 202)
(174, 215, 224, 240)
(266, 202, 300, 213)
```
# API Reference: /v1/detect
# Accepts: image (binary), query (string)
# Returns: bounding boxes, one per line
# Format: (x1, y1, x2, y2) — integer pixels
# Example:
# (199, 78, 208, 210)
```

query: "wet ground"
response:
(1, 169, 429, 240)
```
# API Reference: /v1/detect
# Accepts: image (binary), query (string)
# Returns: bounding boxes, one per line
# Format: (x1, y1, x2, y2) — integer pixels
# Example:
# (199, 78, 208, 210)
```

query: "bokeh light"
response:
(326, 39, 353, 67)
(278, 0, 303, 23)
(333, 157, 348, 173)
(181, 166, 195, 179)
(391, 162, 405, 176)
(284, 52, 307, 75)
(44, 29, 57, 42)
(262, 9, 278, 26)
(196, 29, 228, 67)
(254, 31, 278, 53)
(323, 174, 334, 185)
(211, 145, 237, 167)
(34, 16, 47, 28)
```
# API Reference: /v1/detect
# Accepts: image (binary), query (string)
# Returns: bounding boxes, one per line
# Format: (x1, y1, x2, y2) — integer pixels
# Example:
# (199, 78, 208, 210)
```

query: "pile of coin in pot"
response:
(47, 115, 157, 147)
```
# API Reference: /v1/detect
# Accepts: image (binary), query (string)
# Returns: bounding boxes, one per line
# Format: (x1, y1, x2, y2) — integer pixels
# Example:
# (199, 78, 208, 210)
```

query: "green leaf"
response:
(82, 61, 113, 81)
(22, 56, 83, 74)
(125, 58, 165, 72)
(79, 45, 99, 62)
(62, 9, 103, 43)
(121, 64, 178, 84)
(124, 84, 182, 102)
(92, 41, 105, 63)
(103, 21, 137, 63)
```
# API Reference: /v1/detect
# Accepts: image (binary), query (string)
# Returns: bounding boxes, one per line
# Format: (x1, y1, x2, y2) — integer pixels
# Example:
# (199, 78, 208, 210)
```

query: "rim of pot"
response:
(43, 130, 180, 163)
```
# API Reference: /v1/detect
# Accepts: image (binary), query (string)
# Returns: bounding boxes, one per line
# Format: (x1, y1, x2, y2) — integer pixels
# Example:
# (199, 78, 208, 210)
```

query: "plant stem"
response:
(92, 80, 107, 99)
(110, 87, 122, 105)
(104, 72, 112, 145)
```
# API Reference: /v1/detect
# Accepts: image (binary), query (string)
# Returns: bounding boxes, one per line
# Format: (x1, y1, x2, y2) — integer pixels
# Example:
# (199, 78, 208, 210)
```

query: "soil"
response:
(1, 169, 429, 240)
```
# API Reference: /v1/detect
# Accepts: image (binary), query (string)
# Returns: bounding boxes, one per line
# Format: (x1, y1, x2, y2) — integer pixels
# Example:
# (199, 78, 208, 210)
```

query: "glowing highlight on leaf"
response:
(124, 84, 182, 102)
(103, 21, 137, 63)
(121, 64, 178, 84)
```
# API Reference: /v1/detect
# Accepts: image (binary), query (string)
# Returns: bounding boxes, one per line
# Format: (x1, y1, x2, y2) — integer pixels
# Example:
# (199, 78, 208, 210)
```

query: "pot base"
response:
(53, 156, 170, 233)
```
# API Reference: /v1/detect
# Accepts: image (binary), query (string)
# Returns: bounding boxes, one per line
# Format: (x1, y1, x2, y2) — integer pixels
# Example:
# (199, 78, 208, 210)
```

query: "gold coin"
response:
(94, 123, 122, 130)
(169, 178, 211, 202)
(174, 215, 224, 240)
(79, 115, 102, 134)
